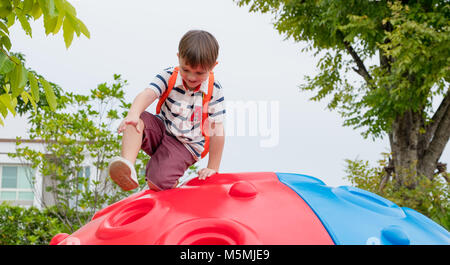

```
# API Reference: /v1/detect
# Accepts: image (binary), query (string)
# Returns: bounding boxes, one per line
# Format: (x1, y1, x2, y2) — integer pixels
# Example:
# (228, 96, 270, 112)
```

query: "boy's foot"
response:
(108, 156, 139, 191)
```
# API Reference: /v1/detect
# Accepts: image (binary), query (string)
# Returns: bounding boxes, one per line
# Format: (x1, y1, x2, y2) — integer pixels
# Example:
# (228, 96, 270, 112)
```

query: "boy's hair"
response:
(178, 30, 219, 70)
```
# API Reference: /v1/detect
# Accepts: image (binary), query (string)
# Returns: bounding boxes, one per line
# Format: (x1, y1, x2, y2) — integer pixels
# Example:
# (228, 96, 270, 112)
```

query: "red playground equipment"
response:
(50, 172, 333, 245)
(50, 172, 450, 245)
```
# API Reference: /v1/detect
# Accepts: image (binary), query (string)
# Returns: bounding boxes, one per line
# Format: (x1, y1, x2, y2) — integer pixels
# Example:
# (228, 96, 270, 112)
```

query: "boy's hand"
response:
(197, 168, 217, 180)
(117, 115, 142, 134)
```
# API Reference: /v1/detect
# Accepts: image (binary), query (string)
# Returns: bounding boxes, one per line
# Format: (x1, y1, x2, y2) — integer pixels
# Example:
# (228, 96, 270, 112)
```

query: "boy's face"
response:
(177, 54, 217, 90)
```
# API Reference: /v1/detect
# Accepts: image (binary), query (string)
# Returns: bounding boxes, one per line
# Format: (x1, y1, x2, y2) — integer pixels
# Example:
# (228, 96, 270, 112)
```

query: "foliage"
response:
(0, 202, 73, 245)
(0, 52, 63, 115)
(0, 0, 90, 125)
(345, 153, 450, 231)
(235, 0, 449, 139)
(9, 74, 150, 232)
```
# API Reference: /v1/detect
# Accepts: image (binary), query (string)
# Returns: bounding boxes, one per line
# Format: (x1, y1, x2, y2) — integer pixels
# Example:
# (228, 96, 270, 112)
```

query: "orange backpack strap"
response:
(200, 71, 214, 159)
(156, 67, 179, 114)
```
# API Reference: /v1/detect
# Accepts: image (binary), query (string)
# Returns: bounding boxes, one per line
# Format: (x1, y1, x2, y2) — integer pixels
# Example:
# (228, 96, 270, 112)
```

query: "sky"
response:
(2, 0, 449, 187)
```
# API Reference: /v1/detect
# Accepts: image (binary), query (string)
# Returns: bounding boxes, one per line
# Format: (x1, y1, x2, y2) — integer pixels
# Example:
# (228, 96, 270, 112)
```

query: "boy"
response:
(108, 30, 225, 191)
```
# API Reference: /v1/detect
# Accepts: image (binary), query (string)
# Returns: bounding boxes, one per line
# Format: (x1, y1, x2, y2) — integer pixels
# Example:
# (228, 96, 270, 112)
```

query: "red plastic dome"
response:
(51, 172, 334, 245)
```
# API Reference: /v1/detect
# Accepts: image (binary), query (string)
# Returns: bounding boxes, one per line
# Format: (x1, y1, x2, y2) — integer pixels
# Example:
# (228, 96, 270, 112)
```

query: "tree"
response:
(0, 0, 90, 125)
(10, 75, 149, 232)
(235, 0, 450, 190)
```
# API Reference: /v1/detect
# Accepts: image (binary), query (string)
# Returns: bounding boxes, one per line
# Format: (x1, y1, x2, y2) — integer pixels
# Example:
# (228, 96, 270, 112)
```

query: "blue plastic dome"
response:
(277, 173, 450, 245)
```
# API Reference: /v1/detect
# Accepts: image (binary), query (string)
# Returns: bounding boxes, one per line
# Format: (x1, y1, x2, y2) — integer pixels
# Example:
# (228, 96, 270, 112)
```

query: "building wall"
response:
(0, 138, 103, 209)
(0, 140, 43, 208)
(0, 115, 121, 210)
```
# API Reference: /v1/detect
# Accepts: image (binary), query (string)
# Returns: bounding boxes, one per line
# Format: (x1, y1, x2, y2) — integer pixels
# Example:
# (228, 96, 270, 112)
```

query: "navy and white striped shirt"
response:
(148, 67, 226, 160)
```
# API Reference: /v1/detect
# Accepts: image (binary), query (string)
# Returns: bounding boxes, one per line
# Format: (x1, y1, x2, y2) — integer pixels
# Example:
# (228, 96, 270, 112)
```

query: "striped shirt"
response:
(148, 66, 226, 161)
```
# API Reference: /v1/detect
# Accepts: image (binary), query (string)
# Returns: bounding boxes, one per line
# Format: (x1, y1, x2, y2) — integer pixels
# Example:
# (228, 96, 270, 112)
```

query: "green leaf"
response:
(52, 12, 64, 34)
(23, 0, 35, 14)
(43, 13, 58, 35)
(22, 91, 37, 112)
(20, 66, 30, 89)
(0, 53, 15, 74)
(0, 1, 12, 17)
(6, 11, 15, 27)
(78, 18, 90, 39)
(62, 17, 74, 48)
(38, 0, 57, 18)
(47, 0, 57, 17)
(54, 0, 64, 11)
(27, 93, 37, 112)
(0, 101, 7, 118)
(0, 35, 12, 51)
(0, 94, 16, 116)
(38, 77, 57, 110)
(9, 56, 21, 65)
(31, 1, 43, 20)
(10, 63, 28, 97)
(0, 21, 9, 34)
(27, 72, 40, 103)
(17, 12, 32, 37)
(66, 13, 80, 37)
(63, 0, 77, 16)
(21, 91, 29, 105)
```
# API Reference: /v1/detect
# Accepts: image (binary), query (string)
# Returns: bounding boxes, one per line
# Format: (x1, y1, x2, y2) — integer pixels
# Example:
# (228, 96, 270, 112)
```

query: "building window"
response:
(0, 165, 35, 204)
(77, 166, 91, 190)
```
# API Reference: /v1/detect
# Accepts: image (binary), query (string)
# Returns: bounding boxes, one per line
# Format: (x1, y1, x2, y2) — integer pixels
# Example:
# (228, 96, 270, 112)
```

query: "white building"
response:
(0, 115, 93, 208)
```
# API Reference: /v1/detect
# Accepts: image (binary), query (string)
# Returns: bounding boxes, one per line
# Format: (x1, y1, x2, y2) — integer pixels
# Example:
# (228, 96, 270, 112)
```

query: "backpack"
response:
(156, 66, 214, 159)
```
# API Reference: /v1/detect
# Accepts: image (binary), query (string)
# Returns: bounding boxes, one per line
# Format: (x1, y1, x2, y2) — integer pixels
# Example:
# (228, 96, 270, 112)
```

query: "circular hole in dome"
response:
(157, 218, 262, 245)
(109, 199, 155, 227)
(180, 225, 242, 245)
(191, 237, 232, 245)
(181, 230, 237, 245)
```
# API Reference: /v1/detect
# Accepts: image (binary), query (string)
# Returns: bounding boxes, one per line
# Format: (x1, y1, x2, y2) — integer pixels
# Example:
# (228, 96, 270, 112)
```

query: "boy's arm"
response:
(128, 88, 159, 117)
(118, 88, 158, 133)
(207, 122, 225, 172)
(197, 122, 224, 181)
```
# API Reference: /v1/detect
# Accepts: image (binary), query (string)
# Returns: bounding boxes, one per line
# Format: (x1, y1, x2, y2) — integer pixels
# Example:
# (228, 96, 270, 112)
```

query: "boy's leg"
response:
(145, 134, 197, 191)
(109, 119, 145, 191)
(110, 112, 166, 191)
(121, 118, 145, 164)
(139, 112, 169, 191)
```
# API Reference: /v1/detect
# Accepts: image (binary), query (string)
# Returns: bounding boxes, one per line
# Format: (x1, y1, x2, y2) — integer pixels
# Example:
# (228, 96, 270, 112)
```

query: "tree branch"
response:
(421, 90, 450, 174)
(379, 156, 395, 192)
(0, 49, 19, 65)
(423, 91, 450, 149)
(343, 41, 373, 86)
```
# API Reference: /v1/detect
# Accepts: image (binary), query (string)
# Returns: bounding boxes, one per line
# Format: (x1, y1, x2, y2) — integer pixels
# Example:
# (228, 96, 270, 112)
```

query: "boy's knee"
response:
(146, 175, 178, 191)
(147, 180, 161, 191)
(123, 118, 145, 134)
